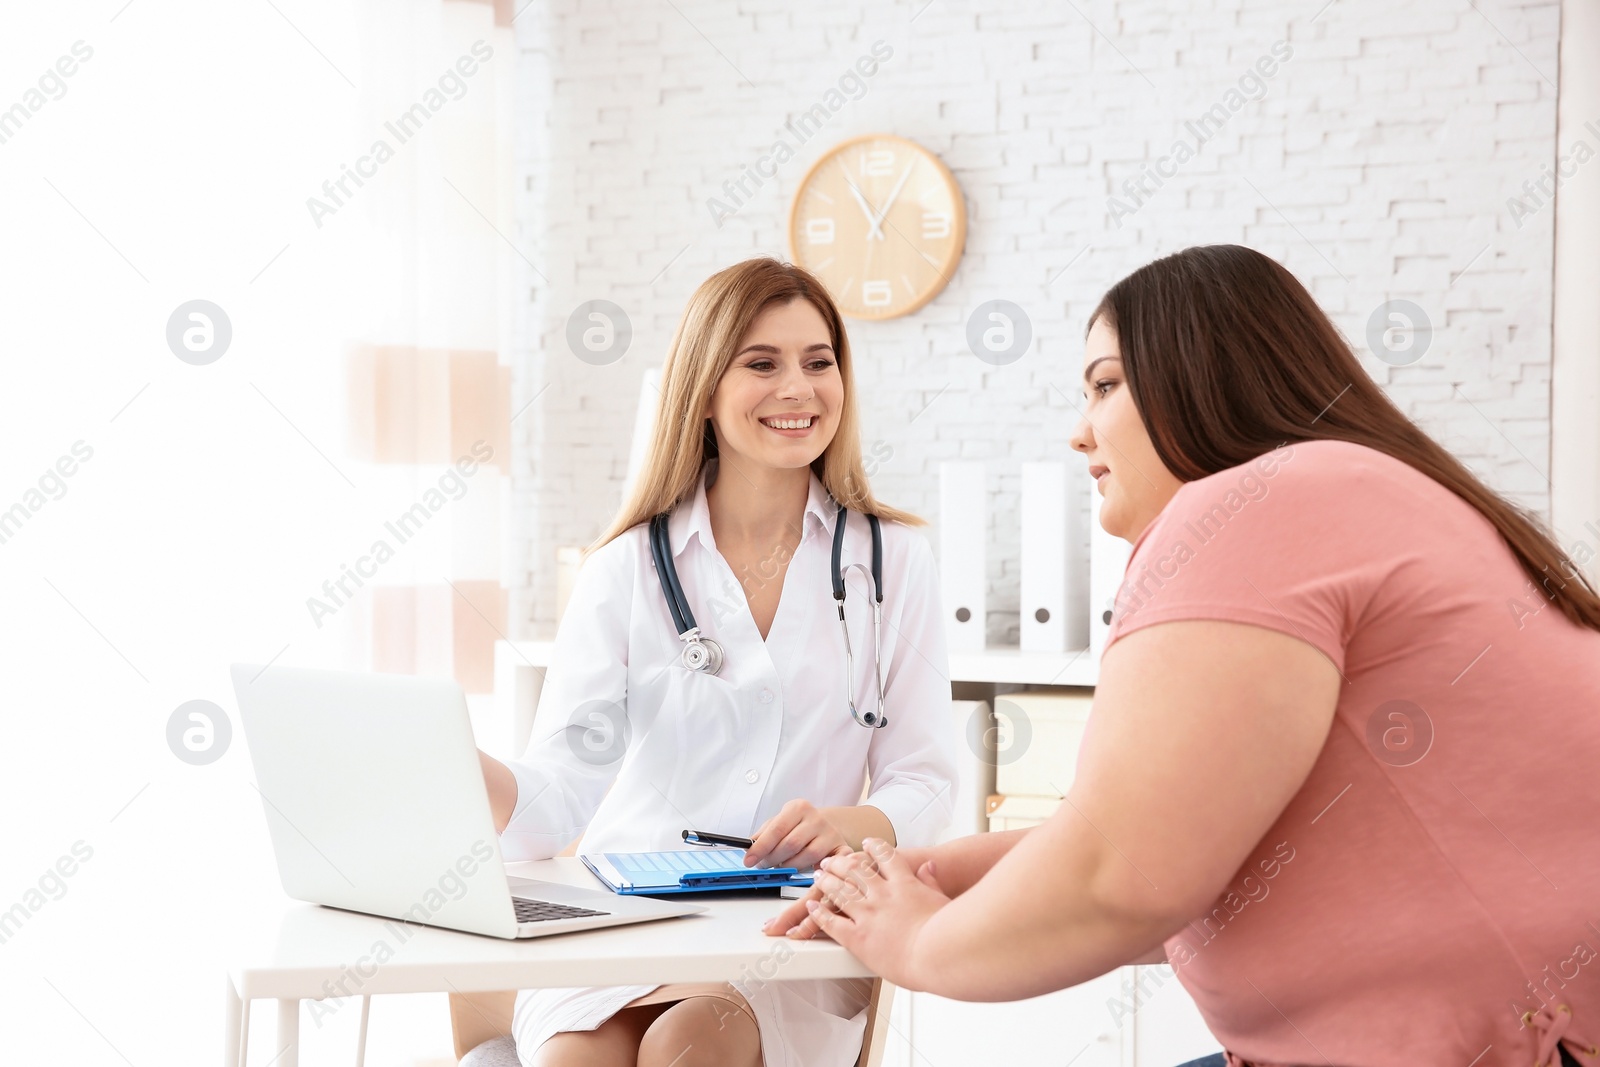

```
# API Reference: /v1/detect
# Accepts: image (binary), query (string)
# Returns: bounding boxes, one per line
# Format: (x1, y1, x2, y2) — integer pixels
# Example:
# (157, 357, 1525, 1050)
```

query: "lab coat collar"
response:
(668, 460, 837, 557)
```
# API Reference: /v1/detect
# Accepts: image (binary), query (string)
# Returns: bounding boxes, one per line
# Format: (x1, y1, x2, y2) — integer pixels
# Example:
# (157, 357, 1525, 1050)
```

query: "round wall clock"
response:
(788, 133, 967, 320)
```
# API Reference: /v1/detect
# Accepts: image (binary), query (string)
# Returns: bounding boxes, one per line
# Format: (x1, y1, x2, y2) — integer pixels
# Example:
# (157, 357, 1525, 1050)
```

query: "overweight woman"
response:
(767, 245, 1600, 1067)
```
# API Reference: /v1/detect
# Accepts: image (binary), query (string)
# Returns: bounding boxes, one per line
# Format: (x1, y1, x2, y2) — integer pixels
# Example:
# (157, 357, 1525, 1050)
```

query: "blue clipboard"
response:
(580, 848, 816, 895)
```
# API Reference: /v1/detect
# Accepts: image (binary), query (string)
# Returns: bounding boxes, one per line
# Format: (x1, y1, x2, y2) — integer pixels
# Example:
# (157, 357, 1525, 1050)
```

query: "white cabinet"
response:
(1128, 965, 1222, 1066)
(880, 966, 1220, 1067)
(881, 972, 1129, 1067)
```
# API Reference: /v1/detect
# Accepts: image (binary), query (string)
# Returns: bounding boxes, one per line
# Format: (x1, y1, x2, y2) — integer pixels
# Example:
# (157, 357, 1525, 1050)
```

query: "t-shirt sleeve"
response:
(1103, 443, 1400, 675)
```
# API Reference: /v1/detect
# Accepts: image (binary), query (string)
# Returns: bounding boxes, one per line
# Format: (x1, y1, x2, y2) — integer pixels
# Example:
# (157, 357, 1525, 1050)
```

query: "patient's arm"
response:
(919, 828, 1032, 897)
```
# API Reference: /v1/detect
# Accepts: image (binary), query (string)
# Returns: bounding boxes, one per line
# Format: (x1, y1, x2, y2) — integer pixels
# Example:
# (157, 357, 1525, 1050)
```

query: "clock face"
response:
(788, 134, 966, 320)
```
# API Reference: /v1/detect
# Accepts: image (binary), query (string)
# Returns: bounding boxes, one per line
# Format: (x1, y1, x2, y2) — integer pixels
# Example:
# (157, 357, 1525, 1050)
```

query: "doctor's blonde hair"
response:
(592, 258, 921, 552)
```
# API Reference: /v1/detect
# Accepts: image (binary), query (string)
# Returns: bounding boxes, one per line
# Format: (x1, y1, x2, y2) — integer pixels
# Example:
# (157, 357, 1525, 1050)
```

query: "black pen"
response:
(682, 829, 754, 849)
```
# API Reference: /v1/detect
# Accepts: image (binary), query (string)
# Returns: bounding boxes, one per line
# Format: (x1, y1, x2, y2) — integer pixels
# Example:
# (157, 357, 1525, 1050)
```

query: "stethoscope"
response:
(648, 503, 888, 729)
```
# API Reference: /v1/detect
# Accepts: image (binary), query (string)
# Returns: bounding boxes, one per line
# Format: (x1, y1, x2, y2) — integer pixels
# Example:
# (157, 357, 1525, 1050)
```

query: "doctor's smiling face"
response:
(1070, 316, 1184, 542)
(706, 297, 843, 476)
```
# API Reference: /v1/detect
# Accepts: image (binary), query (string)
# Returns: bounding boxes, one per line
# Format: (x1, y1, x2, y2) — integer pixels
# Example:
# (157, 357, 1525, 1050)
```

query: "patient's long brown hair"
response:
(1091, 243, 1600, 633)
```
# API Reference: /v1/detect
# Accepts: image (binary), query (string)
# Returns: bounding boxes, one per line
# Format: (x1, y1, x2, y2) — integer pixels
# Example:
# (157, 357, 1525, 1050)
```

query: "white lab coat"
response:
(501, 464, 959, 1067)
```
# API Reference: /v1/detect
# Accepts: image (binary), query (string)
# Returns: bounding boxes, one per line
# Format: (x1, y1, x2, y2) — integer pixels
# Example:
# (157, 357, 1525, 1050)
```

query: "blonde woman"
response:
(477, 258, 960, 1067)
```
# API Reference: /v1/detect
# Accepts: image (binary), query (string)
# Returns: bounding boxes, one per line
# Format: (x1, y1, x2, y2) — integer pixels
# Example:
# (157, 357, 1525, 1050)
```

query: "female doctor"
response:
(477, 257, 960, 1067)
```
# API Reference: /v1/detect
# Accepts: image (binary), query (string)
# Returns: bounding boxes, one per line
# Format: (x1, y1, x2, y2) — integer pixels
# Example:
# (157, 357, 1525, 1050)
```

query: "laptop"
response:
(230, 663, 705, 939)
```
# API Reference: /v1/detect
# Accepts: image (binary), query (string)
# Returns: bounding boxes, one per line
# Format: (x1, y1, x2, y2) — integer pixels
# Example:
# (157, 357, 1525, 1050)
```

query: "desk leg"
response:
(276, 998, 300, 1067)
(355, 996, 370, 1067)
(223, 979, 243, 1067)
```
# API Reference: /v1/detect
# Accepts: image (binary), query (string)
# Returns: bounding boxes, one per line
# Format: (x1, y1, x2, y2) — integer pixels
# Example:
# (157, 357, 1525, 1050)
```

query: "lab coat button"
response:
(744, 769, 760, 784)
(758, 688, 774, 704)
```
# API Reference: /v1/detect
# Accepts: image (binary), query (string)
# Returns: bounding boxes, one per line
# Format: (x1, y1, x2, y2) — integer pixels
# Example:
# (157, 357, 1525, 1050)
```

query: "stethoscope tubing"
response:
(649, 514, 696, 636)
(650, 503, 887, 728)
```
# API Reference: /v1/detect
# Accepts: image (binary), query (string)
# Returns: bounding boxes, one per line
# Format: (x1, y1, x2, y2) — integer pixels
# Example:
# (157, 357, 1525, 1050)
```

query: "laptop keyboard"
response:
(513, 898, 611, 923)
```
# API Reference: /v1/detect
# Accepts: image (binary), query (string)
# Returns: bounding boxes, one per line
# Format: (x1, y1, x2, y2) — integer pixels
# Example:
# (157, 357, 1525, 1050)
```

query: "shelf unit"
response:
(948, 647, 1098, 687)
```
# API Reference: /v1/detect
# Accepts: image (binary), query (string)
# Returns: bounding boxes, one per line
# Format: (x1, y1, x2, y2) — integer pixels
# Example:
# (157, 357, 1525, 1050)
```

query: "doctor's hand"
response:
(744, 799, 850, 871)
(798, 839, 950, 988)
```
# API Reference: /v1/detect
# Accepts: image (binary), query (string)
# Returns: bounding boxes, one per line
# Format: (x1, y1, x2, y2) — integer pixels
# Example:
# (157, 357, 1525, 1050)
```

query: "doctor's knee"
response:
(637, 996, 761, 1067)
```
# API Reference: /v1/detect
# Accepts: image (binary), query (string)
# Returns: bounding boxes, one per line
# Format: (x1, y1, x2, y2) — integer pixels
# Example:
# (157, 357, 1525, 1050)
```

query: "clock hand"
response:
(867, 163, 915, 242)
(837, 159, 886, 241)
(844, 184, 882, 240)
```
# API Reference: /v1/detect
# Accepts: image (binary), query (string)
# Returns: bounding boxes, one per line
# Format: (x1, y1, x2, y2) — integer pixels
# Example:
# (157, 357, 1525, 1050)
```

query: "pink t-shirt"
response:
(1104, 440, 1600, 1067)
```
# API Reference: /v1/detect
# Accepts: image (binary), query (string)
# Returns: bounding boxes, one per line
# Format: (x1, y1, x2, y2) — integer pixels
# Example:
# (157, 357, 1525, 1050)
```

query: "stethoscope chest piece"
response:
(679, 629, 724, 674)
(651, 514, 729, 676)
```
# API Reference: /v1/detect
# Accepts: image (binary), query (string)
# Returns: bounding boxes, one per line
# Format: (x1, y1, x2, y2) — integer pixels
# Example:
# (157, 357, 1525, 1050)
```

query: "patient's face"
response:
(1071, 317, 1184, 542)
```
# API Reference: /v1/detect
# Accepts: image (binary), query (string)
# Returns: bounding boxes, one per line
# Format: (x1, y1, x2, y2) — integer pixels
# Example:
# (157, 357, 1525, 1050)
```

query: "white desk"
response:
(223, 857, 868, 1067)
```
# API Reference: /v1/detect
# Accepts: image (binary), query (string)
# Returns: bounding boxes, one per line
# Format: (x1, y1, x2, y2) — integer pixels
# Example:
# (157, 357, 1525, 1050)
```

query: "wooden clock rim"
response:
(786, 132, 967, 321)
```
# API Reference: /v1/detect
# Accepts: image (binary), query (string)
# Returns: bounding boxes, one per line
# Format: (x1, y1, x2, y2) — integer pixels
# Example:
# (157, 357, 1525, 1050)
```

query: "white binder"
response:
(1089, 469, 1133, 655)
(938, 462, 987, 653)
(1020, 461, 1068, 652)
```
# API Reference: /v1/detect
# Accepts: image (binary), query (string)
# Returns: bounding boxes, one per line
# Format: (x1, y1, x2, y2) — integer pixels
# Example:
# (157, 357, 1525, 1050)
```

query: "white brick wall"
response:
(509, 0, 1559, 641)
